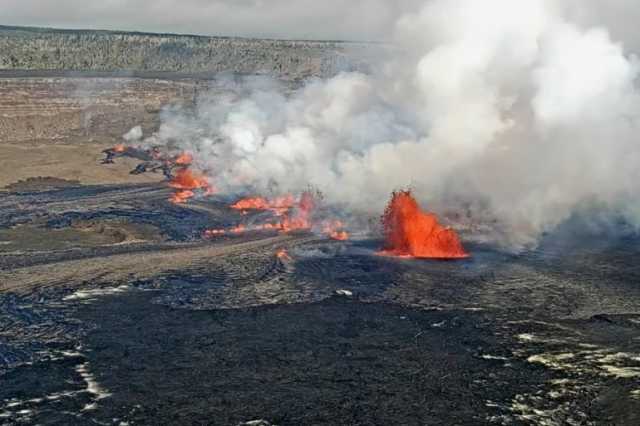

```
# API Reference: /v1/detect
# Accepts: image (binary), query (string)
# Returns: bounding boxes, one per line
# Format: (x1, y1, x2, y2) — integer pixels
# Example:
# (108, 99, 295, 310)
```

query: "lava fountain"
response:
(380, 191, 468, 259)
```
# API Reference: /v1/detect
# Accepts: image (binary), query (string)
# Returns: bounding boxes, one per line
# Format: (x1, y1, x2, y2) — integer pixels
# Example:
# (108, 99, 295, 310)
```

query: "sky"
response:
(4, 0, 640, 47)
(1, 0, 422, 41)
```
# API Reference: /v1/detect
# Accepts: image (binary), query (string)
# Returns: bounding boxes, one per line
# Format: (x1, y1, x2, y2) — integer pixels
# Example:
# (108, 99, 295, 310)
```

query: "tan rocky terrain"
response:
(0, 76, 200, 143)
(0, 25, 376, 190)
(0, 76, 202, 188)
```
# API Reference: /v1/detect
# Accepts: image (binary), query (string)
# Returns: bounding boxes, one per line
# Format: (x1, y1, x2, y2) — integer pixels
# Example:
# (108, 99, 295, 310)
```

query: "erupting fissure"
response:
(204, 191, 350, 240)
(380, 191, 468, 259)
(230, 195, 295, 216)
(168, 168, 214, 204)
(322, 220, 349, 241)
(101, 144, 214, 204)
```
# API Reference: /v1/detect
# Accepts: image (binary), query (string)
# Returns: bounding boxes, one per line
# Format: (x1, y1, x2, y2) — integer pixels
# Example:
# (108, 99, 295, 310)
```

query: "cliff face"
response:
(0, 26, 376, 80)
(0, 77, 204, 144)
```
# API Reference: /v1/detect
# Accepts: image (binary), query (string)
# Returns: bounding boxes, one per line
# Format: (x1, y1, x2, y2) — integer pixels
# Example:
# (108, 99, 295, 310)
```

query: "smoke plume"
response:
(138, 0, 640, 248)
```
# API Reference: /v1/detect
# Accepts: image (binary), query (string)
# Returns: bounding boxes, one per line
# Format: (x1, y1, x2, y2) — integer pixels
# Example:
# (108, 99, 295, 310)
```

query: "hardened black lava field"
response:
(1, 181, 640, 425)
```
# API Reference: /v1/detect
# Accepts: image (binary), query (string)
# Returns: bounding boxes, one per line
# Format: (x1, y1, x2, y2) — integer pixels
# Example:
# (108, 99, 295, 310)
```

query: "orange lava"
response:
(203, 222, 282, 237)
(330, 230, 349, 241)
(276, 248, 292, 261)
(231, 224, 246, 233)
(113, 143, 126, 153)
(203, 229, 226, 237)
(174, 152, 193, 165)
(322, 220, 350, 241)
(380, 191, 468, 259)
(168, 169, 213, 204)
(169, 190, 195, 204)
(278, 191, 314, 232)
(231, 194, 296, 216)
(205, 191, 325, 237)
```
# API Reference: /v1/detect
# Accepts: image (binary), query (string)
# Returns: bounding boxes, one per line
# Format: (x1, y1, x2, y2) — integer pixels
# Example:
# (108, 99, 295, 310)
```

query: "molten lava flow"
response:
(229, 191, 316, 232)
(205, 191, 318, 236)
(330, 230, 349, 241)
(231, 196, 270, 210)
(280, 190, 315, 232)
(322, 220, 350, 241)
(174, 152, 193, 165)
(276, 248, 292, 261)
(203, 229, 226, 237)
(202, 222, 281, 237)
(113, 143, 126, 153)
(170, 190, 195, 204)
(380, 191, 468, 259)
(231, 194, 295, 216)
(168, 168, 213, 204)
(204, 190, 352, 240)
(231, 224, 246, 234)
(169, 168, 209, 190)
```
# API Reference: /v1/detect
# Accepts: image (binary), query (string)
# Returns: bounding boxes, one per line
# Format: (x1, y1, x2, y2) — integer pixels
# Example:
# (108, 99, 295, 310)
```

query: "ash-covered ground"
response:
(1, 180, 640, 426)
(1, 72, 640, 426)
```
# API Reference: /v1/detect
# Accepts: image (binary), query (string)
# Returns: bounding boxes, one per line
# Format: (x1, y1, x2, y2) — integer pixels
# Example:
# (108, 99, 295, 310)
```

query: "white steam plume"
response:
(142, 0, 640, 248)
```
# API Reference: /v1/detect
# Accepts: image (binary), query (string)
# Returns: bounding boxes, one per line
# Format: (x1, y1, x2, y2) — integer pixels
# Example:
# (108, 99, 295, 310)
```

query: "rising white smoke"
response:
(141, 0, 640, 248)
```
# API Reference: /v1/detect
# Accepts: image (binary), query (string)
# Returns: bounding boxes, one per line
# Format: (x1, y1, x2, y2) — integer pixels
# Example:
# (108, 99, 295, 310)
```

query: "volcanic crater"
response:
(2, 171, 639, 425)
(1, 27, 639, 426)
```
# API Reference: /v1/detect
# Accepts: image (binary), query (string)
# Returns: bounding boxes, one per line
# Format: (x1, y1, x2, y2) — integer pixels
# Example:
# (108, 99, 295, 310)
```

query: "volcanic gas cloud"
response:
(380, 191, 468, 259)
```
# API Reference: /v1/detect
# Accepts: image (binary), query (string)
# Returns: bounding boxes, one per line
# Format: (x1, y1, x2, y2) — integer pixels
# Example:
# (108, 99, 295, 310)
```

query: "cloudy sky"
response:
(4, 0, 640, 46)
(1, 0, 423, 41)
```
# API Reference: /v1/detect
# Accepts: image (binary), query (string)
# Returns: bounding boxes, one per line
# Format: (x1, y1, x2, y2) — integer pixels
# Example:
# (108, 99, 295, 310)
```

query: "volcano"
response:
(380, 191, 468, 259)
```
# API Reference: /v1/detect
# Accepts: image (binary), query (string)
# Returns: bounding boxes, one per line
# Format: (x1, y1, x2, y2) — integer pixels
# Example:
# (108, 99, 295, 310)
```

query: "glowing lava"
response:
(276, 248, 292, 261)
(279, 191, 315, 232)
(322, 220, 349, 240)
(231, 194, 295, 216)
(204, 190, 345, 238)
(169, 189, 195, 204)
(380, 191, 468, 259)
(168, 169, 213, 204)
(229, 191, 316, 232)
(174, 152, 193, 165)
(113, 143, 126, 153)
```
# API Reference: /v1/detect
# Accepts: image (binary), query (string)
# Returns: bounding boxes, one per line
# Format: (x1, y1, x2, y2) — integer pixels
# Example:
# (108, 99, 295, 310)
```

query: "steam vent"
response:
(2, 2, 640, 423)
